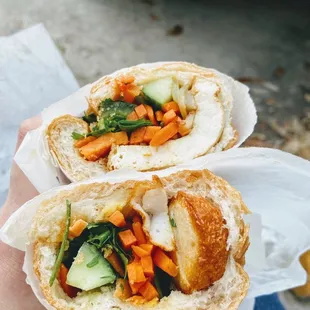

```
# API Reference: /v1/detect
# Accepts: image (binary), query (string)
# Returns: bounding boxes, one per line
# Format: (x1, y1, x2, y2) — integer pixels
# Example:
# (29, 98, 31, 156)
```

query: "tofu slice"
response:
(168, 192, 229, 294)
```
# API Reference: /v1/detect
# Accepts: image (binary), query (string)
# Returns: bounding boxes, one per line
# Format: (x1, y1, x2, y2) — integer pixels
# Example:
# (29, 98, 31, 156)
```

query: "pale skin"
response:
(0, 116, 44, 310)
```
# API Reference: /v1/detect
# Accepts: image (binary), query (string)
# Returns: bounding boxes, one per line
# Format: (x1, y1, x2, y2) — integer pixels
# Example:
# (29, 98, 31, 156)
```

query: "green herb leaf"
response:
(87, 99, 152, 137)
(118, 119, 153, 132)
(87, 128, 109, 137)
(170, 218, 177, 227)
(154, 271, 163, 299)
(88, 230, 112, 249)
(63, 222, 132, 280)
(82, 112, 97, 124)
(86, 99, 135, 137)
(87, 223, 100, 229)
(49, 200, 71, 286)
(72, 132, 85, 140)
(86, 254, 100, 268)
(154, 267, 172, 298)
(111, 227, 129, 278)
(99, 99, 135, 120)
(63, 223, 111, 268)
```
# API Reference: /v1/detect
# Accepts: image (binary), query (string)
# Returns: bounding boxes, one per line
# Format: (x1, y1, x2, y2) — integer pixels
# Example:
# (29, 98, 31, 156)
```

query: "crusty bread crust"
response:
(30, 169, 250, 310)
(169, 192, 229, 294)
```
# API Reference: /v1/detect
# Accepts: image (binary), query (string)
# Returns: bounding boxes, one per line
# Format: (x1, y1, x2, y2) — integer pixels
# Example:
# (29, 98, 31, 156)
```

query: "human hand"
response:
(0, 115, 44, 310)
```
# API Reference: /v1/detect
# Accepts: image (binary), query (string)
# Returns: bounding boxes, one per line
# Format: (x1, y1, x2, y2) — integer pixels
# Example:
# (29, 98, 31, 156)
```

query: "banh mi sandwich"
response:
(30, 170, 250, 309)
(47, 62, 240, 182)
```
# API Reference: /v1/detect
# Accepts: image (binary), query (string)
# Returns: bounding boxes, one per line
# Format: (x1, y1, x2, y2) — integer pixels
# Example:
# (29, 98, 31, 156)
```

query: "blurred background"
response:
(0, 0, 309, 308)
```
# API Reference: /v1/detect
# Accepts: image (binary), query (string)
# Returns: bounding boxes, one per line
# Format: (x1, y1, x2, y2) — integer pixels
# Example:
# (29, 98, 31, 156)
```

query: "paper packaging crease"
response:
(2, 147, 310, 308)
(14, 62, 257, 193)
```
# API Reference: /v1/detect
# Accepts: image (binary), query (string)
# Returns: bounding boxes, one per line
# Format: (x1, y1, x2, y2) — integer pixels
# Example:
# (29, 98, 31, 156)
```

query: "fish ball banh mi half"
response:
(30, 170, 250, 309)
(46, 62, 243, 182)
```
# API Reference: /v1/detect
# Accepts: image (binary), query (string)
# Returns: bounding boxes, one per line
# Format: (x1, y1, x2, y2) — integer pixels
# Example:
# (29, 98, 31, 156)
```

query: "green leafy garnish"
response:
(87, 99, 153, 137)
(49, 200, 71, 286)
(86, 254, 100, 268)
(118, 119, 153, 132)
(99, 99, 135, 120)
(82, 112, 97, 124)
(85, 99, 155, 138)
(87, 223, 100, 229)
(154, 271, 163, 299)
(88, 230, 112, 249)
(62, 222, 131, 279)
(170, 218, 177, 227)
(154, 267, 172, 298)
(72, 132, 85, 140)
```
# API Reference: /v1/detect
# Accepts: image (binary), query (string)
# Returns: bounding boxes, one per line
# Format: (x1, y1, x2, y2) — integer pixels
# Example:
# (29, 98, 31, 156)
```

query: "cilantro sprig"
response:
(49, 200, 71, 286)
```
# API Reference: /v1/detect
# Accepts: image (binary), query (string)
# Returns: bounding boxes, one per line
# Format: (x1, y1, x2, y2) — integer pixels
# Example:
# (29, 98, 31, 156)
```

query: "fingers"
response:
(16, 115, 42, 152)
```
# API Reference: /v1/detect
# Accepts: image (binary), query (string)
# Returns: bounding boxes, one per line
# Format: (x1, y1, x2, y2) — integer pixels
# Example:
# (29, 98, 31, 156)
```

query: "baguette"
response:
(46, 62, 239, 182)
(30, 169, 249, 310)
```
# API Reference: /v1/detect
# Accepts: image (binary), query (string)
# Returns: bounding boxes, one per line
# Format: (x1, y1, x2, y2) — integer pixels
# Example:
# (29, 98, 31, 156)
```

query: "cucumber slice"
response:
(66, 242, 116, 291)
(143, 77, 174, 110)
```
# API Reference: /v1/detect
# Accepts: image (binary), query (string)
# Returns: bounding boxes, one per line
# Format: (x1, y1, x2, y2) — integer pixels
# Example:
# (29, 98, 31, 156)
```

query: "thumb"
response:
(15, 115, 42, 152)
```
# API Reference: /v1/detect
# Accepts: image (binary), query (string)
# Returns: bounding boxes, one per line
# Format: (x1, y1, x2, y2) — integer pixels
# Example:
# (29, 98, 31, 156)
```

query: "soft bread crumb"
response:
(46, 115, 106, 182)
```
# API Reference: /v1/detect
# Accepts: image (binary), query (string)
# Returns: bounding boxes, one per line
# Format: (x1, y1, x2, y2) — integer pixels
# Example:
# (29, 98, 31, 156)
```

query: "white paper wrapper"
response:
(14, 62, 257, 193)
(2, 147, 310, 309)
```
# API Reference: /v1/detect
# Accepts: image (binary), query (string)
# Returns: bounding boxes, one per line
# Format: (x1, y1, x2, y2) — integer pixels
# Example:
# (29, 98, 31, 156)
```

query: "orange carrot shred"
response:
(127, 111, 138, 121)
(69, 219, 88, 238)
(58, 264, 79, 298)
(153, 248, 178, 277)
(127, 261, 146, 284)
(162, 101, 180, 113)
(123, 84, 141, 103)
(114, 278, 132, 300)
(130, 127, 146, 145)
(118, 230, 137, 250)
(106, 251, 125, 277)
(79, 131, 128, 161)
(143, 126, 161, 143)
(141, 256, 154, 277)
(139, 281, 159, 301)
(155, 111, 164, 122)
(132, 245, 149, 258)
(139, 244, 154, 255)
(74, 136, 97, 148)
(150, 122, 179, 147)
(109, 210, 126, 228)
(132, 222, 147, 244)
(144, 104, 158, 125)
(135, 104, 148, 118)
(162, 109, 177, 125)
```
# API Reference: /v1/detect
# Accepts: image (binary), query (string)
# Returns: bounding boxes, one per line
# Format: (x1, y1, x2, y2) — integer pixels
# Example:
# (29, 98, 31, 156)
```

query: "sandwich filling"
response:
(47, 63, 238, 179)
(48, 185, 229, 306)
(72, 76, 197, 162)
